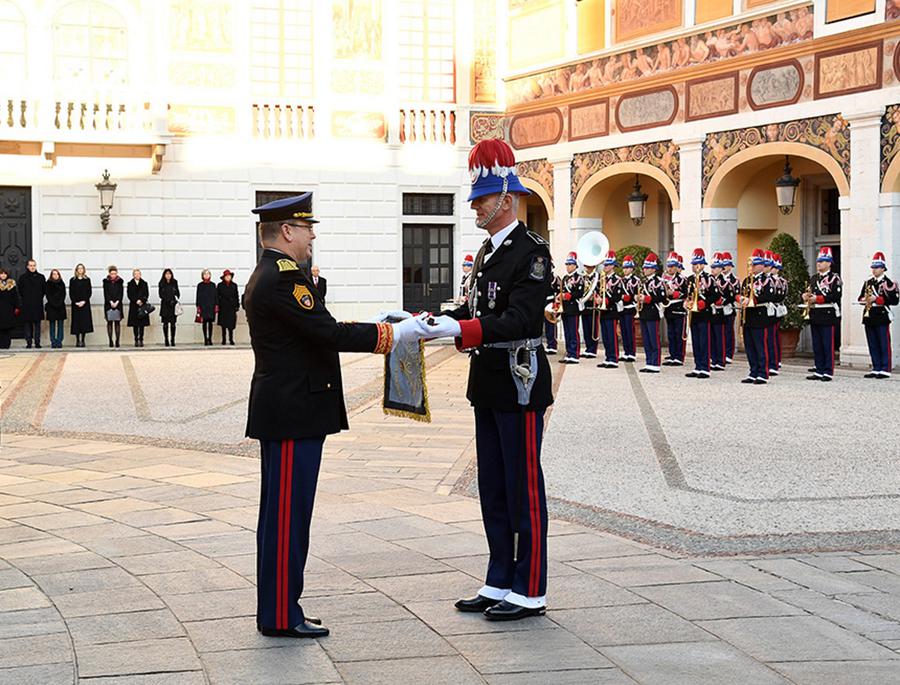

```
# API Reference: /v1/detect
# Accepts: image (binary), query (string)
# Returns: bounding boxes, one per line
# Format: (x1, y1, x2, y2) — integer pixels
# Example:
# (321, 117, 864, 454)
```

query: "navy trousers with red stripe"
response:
(710, 321, 726, 368)
(620, 312, 636, 357)
(665, 316, 685, 361)
(544, 320, 557, 351)
(562, 314, 580, 358)
(474, 408, 548, 599)
(690, 321, 710, 373)
(865, 324, 892, 373)
(724, 314, 736, 360)
(766, 322, 779, 372)
(744, 325, 769, 379)
(257, 437, 324, 630)
(599, 318, 618, 363)
(640, 319, 662, 367)
(810, 323, 836, 378)
(580, 311, 599, 355)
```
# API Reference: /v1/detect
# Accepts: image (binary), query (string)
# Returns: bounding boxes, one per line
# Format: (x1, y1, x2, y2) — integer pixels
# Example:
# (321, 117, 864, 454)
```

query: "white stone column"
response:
(879, 192, 900, 369)
(701, 207, 739, 260)
(551, 156, 573, 272)
(674, 138, 705, 258)
(841, 110, 884, 367)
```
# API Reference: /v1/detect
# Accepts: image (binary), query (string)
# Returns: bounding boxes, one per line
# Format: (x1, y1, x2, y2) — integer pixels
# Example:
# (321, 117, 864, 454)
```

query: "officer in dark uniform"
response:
(859, 251, 899, 378)
(709, 252, 733, 371)
(559, 252, 583, 363)
(423, 139, 553, 621)
(803, 246, 842, 381)
(662, 252, 687, 365)
(637, 252, 667, 373)
(740, 248, 778, 384)
(762, 251, 781, 377)
(244, 193, 424, 638)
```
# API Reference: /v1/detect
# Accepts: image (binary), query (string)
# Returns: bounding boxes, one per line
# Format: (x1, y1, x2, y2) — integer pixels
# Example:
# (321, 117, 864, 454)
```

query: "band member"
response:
(859, 251, 898, 378)
(426, 138, 553, 620)
(684, 248, 718, 378)
(544, 271, 561, 355)
(722, 252, 739, 363)
(709, 253, 734, 371)
(597, 251, 623, 368)
(619, 255, 639, 362)
(458, 254, 474, 304)
(560, 252, 583, 363)
(740, 248, 778, 384)
(638, 253, 667, 373)
(803, 247, 842, 381)
(580, 262, 601, 359)
(762, 251, 781, 376)
(771, 253, 788, 373)
(662, 252, 687, 365)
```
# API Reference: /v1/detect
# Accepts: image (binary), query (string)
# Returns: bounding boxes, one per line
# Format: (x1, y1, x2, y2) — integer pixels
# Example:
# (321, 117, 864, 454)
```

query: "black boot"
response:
(107, 323, 114, 348)
(171, 325, 176, 347)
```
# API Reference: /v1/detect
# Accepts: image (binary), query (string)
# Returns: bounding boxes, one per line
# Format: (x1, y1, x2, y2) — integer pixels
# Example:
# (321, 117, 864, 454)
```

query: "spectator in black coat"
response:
(196, 269, 217, 346)
(158, 269, 180, 347)
(103, 265, 124, 348)
(216, 270, 240, 345)
(18, 259, 46, 349)
(69, 264, 93, 347)
(45, 269, 67, 348)
(0, 267, 21, 349)
(127, 269, 150, 347)
(311, 265, 327, 302)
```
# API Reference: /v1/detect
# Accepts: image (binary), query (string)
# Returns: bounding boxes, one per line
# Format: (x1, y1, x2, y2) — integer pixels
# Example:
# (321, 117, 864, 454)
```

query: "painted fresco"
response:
(880, 104, 900, 188)
(616, 88, 678, 131)
(702, 115, 850, 200)
(815, 43, 882, 98)
(686, 74, 738, 121)
(616, 0, 682, 43)
(571, 142, 680, 210)
(749, 62, 803, 109)
(507, 7, 814, 107)
(517, 159, 555, 208)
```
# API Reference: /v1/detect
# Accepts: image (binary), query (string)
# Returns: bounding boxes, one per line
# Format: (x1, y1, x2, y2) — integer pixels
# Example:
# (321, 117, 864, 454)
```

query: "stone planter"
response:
(779, 327, 801, 359)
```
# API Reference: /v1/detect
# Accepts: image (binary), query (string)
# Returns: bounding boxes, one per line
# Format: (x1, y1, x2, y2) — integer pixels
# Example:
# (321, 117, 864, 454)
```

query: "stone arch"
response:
(704, 142, 849, 209)
(572, 161, 680, 218)
(519, 177, 553, 220)
(882, 152, 900, 194)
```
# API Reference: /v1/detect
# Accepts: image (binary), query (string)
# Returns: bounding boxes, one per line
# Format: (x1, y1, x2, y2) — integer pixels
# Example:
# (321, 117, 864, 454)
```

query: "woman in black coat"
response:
(158, 268, 180, 347)
(216, 270, 239, 345)
(102, 265, 125, 348)
(196, 269, 217, 346)
(44, 269, 67, 349)
(126, 269, 150, 347)
(69, 263, 93, 347)
(0, 267, 21, 349)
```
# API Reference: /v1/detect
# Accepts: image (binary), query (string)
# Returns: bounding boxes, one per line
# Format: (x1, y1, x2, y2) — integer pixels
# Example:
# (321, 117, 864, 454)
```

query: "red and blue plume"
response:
(467, 139, 530, 201)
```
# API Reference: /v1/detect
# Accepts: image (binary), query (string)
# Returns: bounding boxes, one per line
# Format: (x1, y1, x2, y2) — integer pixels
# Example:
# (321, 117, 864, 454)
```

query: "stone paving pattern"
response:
(0, 349, 899, 683)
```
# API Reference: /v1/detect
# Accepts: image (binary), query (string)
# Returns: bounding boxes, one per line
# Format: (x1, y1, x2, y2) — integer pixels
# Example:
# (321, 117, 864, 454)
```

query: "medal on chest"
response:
(487, 281, 498, 309)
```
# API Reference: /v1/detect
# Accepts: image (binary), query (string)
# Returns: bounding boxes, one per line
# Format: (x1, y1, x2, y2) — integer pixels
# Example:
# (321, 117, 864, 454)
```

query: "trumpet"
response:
(682, 276, 701, 341)
(636, 279, 644, 314)
(863, 284, 874, 319)
(544, 275, 563, 324)
(801, 286, 813, 320)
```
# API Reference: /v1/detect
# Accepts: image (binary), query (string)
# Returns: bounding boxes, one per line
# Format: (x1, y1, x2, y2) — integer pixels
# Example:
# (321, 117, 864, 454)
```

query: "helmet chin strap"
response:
(476, 177, 509, 229)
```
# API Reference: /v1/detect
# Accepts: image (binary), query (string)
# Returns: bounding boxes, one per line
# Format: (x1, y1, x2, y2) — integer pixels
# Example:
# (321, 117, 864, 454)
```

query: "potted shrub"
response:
(768, 232, 810, 358)
(615, 244, 653, 347)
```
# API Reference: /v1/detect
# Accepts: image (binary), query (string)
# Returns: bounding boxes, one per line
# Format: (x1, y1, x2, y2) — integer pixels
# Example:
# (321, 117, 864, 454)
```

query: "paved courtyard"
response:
(0, 347, 899, 683)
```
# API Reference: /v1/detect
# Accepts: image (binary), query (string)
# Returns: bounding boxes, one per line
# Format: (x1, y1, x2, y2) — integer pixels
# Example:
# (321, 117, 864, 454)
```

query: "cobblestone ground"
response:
(0, 348, 899, 684)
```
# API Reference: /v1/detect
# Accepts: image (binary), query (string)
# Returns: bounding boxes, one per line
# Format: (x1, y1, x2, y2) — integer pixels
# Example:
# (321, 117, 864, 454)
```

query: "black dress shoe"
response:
(685, 371, 698, 378)
(864, 372, 877, 378)
(454, 595, 500, 613)
(806, 374, 821, 380)
(258, 616, 321, 630)
(741, 377, 755, 384)
(260, 621, 329, 638)
(483, 599, 546, 621)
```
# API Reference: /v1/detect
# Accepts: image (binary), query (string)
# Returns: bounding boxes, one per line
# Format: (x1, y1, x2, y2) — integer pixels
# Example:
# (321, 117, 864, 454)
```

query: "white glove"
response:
(371, 309, 413, 323)
(421, 314, 461, 339)
(391, 315, 428, 351)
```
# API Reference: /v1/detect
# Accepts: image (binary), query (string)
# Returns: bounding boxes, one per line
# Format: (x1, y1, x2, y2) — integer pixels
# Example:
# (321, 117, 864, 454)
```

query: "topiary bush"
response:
(768, 232, 810, 330)
(614, 244, 654, 277)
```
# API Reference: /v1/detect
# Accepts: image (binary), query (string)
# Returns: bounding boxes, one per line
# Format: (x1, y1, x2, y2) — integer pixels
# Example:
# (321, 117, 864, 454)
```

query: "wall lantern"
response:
(775, 156, 800, 216)
(627, 175, 648, 226)
(95, 169, 117, 230)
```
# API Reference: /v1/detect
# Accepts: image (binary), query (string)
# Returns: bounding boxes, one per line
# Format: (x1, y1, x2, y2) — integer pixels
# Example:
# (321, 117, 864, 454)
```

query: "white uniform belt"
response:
(481, 337, 543, 350)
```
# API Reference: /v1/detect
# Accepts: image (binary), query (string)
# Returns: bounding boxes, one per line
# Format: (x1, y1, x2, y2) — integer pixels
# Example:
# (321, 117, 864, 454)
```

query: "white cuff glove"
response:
(391, 314, 429, 351)
(422, 314, 461, 339)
